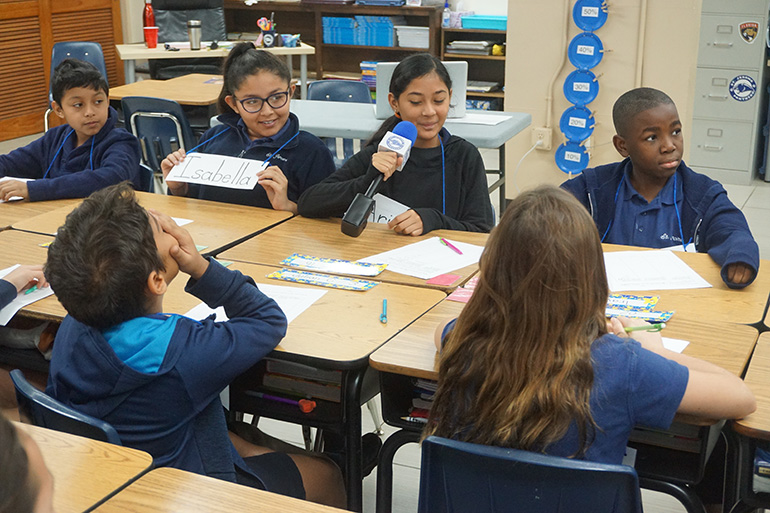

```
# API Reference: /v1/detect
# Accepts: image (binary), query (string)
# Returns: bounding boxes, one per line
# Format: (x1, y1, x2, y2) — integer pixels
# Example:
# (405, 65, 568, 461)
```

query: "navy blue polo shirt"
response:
(606, 169, 691, 250)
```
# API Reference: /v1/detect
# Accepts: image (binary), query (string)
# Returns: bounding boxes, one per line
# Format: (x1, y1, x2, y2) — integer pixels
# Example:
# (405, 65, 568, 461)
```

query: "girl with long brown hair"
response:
(425, 185, 755, 463)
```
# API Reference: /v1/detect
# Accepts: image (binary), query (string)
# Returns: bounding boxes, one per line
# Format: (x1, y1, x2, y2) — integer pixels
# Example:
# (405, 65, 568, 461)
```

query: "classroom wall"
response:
(503, 0, 703, 198)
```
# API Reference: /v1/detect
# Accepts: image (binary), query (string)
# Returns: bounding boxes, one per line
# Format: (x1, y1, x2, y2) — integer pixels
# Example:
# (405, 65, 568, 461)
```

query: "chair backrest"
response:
(49, 42, 108, 101)
(139, 163, 156, 193)
(307, 80, 373, 104)
(121, 96, 197, 174)
(418, 436, 642, 513)
(10, 369, 122, 446)
(306, 80, 372, 167)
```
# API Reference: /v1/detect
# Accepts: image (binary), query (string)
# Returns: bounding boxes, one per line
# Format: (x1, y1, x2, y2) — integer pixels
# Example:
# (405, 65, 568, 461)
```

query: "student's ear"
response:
(289, 82, 296, 98)
(388, 92, 399, 117)
(224, 95, 238, 113)
(51, 101, 65, 120)
(146, 270, 168, 298)
(613, 134, 629, 158)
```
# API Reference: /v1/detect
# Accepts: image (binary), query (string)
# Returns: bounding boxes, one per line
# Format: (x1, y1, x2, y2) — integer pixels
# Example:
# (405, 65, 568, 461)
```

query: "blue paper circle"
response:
(568, 32, 604, 70)
(563, 70, 599, 106)
(555, 142, 590, 174)
(573, 0, 608, 31)
(559, 106, 595, 141)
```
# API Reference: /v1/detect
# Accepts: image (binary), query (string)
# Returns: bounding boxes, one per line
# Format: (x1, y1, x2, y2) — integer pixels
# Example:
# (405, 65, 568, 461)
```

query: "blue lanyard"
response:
(439, 136, 446, 215)
(188, 126, 298, 167)
(263, 131, 299, 167)
(186, 127, 231, 154)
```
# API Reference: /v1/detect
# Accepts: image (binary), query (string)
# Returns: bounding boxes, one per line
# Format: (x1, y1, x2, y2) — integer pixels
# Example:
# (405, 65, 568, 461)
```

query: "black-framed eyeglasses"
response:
(233, 90, 290, 113)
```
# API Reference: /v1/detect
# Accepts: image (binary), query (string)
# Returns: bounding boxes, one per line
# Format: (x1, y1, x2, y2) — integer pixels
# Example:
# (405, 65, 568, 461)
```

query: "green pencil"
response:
(624, 322, 666, 333)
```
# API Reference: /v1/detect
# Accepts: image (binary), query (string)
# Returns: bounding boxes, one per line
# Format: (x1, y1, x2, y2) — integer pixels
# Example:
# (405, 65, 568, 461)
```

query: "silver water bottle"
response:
(187, 19, 202, 50)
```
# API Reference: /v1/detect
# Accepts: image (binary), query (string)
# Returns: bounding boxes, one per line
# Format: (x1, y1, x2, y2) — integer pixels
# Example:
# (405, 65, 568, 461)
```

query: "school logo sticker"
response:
(740, 22, 759, 43)
(729, 75, 757, 102)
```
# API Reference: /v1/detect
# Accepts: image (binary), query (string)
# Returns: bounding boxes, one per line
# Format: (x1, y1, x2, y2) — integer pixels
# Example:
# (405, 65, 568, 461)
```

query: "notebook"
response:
(374, 61, 468, 119)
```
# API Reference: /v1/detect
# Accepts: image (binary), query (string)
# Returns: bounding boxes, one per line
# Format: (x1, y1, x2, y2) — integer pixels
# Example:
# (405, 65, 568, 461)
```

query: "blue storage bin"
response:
(461, 15, 507, 31)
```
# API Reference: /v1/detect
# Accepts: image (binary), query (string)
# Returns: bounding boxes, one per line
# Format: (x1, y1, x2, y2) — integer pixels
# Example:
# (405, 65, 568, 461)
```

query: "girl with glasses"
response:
(161, 43, 335, 213)
(297, 53, 494, 235)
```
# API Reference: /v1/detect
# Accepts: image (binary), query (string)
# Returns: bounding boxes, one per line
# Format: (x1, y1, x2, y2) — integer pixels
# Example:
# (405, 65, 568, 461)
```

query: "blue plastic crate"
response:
(461, 15, 507, 31)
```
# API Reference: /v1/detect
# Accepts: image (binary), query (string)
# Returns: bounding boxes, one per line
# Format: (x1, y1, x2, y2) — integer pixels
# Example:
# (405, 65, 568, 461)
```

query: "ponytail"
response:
(217, 42, 292, 114)
(365, 115, 399, 147)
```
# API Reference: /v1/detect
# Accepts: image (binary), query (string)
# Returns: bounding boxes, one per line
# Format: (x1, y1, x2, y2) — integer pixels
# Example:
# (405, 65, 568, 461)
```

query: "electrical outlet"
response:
(531, 127, 552, 151)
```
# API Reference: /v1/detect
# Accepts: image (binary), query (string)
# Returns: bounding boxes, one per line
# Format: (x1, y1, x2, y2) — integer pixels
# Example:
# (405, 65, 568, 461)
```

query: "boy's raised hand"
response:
(2, 265, 47, 293)
(726, 262, 754, 285)
(0, 179, 29, 202)
(149, 209, 209, 280)
(160, 149, 189, 196)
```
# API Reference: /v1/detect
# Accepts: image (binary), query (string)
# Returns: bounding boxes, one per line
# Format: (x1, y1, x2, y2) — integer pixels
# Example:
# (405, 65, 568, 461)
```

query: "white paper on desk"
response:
(358, 237, 484, 280)
(0, 265, 55, 326)
(603, 251, 712, 292)
(0, 177, 34, 203)
(369, 194, 409, 224)
(662, 337, 689, 353)
(165, 153, 266, 190)
(184, 283, 327, 324)
(450, 112, 511, 126)
(171, 217, 193, 227)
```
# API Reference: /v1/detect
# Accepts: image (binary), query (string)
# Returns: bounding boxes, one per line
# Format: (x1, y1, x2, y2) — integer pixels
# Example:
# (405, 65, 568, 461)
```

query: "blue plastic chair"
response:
(418, 436, 642, 513)
(121, 96, 197, 183)
(10, 369, 122, 445)
(45, 42, 109, 132)
(307, 80, 372, 168)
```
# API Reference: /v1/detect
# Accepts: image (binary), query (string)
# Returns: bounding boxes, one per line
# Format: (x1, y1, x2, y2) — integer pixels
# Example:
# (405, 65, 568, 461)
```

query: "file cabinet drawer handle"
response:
(711, 41, 734, 48)
(703, 144, 723, 151)
(707, 94, 728, 101)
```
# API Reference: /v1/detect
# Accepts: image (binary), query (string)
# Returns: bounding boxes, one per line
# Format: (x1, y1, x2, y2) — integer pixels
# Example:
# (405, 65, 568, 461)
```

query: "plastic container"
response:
(461, 15, 507, 31)
(442, 1, 451, 28)
(395, 26, 430, 49)
(143, 0, 155, 28)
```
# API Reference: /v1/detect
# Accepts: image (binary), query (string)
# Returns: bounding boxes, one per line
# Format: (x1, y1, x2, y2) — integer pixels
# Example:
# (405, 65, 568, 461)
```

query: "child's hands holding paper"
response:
(2, 265, 47, 293)
(161, 149, 190, 196)
(0, 179, 29, 202)
(258, 165, 297, 213)
(150, 209, 209, 280)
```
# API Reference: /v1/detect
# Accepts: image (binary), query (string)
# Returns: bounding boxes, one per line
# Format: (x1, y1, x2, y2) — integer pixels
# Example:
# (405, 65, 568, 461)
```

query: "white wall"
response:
(451, 0, 507, 16)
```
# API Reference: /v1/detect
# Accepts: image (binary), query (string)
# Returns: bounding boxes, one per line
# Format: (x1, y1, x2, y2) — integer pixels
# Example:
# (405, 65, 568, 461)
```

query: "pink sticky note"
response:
(426, 274, 461, 286)
(447, 287, 473, 303)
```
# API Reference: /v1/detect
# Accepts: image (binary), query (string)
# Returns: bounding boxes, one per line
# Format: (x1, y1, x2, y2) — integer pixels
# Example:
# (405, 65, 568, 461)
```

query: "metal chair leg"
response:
(367, 398, 385, 436)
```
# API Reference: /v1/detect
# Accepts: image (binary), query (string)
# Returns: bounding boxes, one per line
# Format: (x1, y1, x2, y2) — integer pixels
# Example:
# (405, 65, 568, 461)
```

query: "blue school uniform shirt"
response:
(441, 321, 689, 464)
(182, 112, 335, 208)
(606, 167, 690, 248)
(0, 107, 141, 201)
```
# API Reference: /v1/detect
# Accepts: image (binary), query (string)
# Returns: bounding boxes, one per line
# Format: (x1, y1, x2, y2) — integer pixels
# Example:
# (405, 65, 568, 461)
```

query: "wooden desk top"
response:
(16, 422, 153, 513)
(370, 298, 759, 380)
(109, 74, 222, 106)
(603, 244, 770, 325)
(115, 42, 315, 61)
(12, 191, 292, 254)
(0, 198, 79, 230)
(733, 331, 770, 440)
(219, 216, 489, 292)
(93, 467, 344, 513)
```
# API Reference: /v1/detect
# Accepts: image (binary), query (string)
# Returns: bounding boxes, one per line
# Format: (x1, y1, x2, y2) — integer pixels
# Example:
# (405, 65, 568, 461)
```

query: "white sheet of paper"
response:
(0, 177, 33, 202)
(166, 153, 266, 190)
(171, 217, 193, 227)
(662, 337, 689, 353)
(184, 283, 327, 324)
(0, 264, 55, 325)
(450, 112, 511, 126)
(369, 194, 409, 224)
(358, 237, 484, 280)
(603, 251, 712, 292)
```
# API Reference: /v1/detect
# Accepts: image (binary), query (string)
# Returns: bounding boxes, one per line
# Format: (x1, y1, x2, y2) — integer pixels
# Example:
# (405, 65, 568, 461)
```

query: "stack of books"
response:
(407, 378, 437, 422)
(394, 26, 430, 49)
(261, 359, 342, 403)
(360, 61, 378, 90)
(445, 40, 497, 56)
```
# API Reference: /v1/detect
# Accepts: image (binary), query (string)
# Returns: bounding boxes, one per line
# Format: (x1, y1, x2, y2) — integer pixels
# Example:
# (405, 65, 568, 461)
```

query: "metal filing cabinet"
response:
(689, 0, 769, 185)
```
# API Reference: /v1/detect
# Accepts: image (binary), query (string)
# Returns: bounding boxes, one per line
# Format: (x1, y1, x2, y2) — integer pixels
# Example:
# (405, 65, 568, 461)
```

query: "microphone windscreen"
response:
(392, 121, 418, 145)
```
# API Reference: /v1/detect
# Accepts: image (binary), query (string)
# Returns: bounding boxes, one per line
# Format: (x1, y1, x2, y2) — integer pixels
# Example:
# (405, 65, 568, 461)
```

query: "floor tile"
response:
(745, 180, 770, 210)
(724, 183, 756, 209)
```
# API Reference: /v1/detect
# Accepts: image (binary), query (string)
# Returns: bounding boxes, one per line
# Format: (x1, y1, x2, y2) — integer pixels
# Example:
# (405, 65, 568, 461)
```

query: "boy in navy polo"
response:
(0, 59, 140, 201)
(561, 87, 759, 288)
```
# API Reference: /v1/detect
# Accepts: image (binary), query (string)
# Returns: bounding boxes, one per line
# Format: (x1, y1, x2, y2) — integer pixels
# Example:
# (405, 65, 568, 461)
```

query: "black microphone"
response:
(341, 121, 418, 237)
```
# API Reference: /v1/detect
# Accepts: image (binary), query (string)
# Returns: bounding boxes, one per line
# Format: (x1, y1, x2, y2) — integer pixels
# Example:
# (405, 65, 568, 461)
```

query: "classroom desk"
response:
(725, 332, 770, 512)
(115, 43, 314, 98)
(0, 198, 80, 231)
(368, 263, 763, 513)
(93, 467, 346, 513)
(219, 216, 489, 293)
(109, 73, 221, 107)
(11, 191, 292, 256)
(16, 422, 153, 513)
(603, 244, 770, 326)
(290, 100, 532, 207)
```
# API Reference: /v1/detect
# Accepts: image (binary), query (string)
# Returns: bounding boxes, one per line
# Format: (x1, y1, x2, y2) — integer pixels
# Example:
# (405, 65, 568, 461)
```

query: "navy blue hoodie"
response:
(46, 261, 287, 482)
(0, 107, 141, 201)
(561, 158, 760, 288)
(181, 112, 335, 208)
